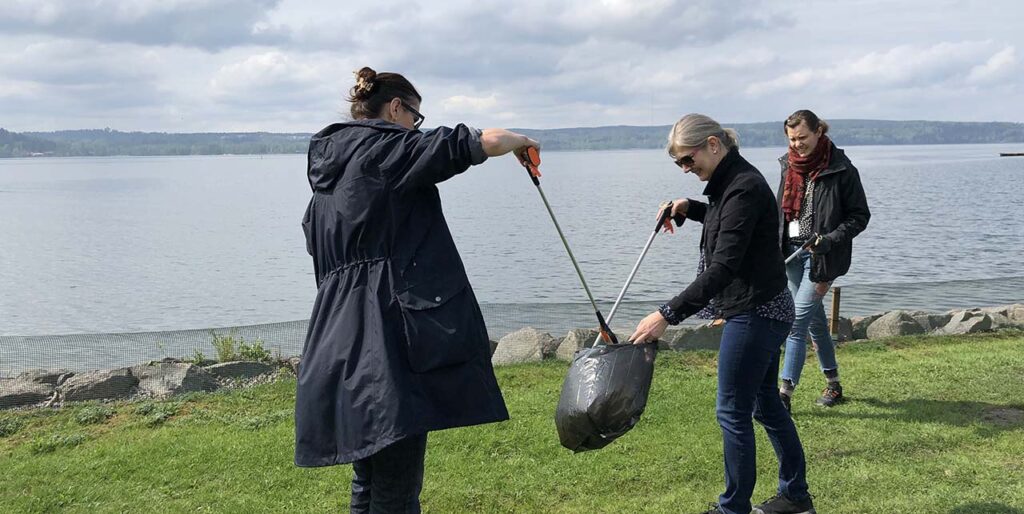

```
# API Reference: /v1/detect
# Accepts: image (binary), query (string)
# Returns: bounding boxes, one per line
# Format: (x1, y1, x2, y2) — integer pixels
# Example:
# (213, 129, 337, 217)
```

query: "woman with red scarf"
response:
(777, 110, 870, 412)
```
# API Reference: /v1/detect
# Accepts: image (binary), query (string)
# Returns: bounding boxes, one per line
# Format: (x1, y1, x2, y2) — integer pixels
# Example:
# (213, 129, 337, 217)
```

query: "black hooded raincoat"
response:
(295, 119, 509, 467)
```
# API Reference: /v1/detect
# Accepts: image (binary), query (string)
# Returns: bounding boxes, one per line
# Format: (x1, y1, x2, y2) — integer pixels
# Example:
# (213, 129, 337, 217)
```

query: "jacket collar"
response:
(702, 147, 743, 198)
(343, 118, 411, 131)
(311, 118, 411, 140)
(819, 145, 850, 177)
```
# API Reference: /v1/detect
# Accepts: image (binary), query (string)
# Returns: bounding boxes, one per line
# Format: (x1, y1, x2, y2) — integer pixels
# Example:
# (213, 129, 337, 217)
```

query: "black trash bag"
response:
(554, 342, 658, 452)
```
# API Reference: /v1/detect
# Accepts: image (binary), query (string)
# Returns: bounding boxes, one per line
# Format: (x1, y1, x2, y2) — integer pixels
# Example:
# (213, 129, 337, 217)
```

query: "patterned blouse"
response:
(790, 180, 816, 244)
(659, 250, 795, 324)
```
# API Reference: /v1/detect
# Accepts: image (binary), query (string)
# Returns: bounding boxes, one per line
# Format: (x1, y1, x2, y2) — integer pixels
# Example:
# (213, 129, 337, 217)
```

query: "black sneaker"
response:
(698, 504, 724, 514)
(780, 392, 792, 414)
(752, 493, 816, 514)
(816, 382, 844, 407)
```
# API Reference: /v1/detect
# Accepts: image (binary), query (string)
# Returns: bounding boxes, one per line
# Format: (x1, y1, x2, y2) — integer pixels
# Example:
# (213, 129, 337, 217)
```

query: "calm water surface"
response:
(1, 144, 1022, 338)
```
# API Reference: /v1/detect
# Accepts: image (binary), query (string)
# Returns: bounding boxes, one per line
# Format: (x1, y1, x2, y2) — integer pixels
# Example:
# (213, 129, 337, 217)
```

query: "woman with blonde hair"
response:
(630, 114, 815, 514)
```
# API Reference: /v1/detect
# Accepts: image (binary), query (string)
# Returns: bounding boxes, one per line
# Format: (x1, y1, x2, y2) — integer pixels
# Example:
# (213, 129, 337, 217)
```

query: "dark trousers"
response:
(350, 434, 428, 514)
(716, 312, 809, 514)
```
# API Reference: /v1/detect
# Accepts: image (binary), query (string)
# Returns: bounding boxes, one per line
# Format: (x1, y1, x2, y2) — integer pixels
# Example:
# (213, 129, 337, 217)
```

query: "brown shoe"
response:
(815, 383, 844, 407)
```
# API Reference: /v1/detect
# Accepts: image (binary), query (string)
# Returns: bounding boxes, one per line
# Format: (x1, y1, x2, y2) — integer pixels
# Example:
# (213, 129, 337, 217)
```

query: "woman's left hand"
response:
(811, 234, 832, 254)
(629, 311, 668, 344)
(814, 281, 831, 297)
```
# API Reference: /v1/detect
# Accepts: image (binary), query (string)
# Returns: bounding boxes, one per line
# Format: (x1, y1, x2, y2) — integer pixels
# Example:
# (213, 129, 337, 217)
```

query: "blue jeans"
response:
(717, 312, 809, 514)
(350, 434, 427, 514)
(781, 244, 838, 386)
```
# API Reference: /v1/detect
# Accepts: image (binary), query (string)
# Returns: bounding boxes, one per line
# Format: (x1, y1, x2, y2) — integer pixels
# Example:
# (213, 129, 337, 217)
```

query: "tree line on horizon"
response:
(3, 121, 1024, 158)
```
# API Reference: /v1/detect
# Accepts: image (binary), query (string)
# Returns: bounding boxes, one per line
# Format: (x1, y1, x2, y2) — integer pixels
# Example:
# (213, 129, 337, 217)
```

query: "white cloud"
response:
(211, 52, 319, 96)
(2, 0, 1024, 131)
(744, 41, 1016, 97)
(967, 46, 1017, 84)
(0, 0, 287, 50)
(0, 40, 159, 86)
(442, 94, 499, 114)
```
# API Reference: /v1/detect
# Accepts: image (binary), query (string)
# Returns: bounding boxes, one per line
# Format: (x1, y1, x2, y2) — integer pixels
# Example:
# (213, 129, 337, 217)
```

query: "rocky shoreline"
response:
(2, 304, 1021, 410)
(0, 357, 300, 411)
(489, 304, 1024, 364)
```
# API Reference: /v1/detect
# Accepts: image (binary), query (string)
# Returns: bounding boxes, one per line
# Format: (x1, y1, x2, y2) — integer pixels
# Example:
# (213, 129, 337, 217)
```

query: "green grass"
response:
(2, 331, 1023, 513)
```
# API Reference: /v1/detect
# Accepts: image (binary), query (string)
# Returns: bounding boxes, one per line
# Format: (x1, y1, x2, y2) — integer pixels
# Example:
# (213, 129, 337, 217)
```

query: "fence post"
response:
(829, 286, 842, 336)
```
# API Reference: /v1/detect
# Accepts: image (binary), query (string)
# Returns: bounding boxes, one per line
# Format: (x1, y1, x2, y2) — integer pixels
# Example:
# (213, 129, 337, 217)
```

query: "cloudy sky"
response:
(1, 0, 1021, 132)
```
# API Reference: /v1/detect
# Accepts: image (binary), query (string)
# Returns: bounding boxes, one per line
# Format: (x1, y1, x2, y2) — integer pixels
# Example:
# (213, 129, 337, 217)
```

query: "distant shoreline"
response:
(4, 120, 1024, 158)
(4, 140, 1024, 160)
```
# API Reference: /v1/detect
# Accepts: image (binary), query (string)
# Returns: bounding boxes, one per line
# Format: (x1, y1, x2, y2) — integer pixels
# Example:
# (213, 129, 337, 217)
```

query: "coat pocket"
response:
(395, 278, 480, 373)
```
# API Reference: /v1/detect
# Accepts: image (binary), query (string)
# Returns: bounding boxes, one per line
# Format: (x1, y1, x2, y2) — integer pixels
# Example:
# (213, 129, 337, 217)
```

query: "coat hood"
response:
(306, 119, 409, 191)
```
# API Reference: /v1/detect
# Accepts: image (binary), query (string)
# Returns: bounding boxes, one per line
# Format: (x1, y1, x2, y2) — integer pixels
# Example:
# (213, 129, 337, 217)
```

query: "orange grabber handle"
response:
(520, 146, 542, 185)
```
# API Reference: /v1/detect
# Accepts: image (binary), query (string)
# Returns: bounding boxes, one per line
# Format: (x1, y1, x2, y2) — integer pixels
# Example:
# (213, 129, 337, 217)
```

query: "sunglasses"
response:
(401, 100, 425, 130)
(673, 149, 700, 168)
(673, 141, 708, 168)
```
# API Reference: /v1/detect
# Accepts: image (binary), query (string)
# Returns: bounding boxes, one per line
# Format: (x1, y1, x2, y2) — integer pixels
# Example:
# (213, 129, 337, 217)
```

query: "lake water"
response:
(1, 144, 1023, 372)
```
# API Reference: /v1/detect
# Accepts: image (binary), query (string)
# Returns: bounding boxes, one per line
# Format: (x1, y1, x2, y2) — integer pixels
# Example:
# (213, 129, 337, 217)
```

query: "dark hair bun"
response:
(351, 67, 377, 100)
(345, 67, 419, 120)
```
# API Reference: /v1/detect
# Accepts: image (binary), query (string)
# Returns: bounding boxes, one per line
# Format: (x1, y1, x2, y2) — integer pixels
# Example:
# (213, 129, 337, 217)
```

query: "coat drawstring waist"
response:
(317, 257, 387, 287)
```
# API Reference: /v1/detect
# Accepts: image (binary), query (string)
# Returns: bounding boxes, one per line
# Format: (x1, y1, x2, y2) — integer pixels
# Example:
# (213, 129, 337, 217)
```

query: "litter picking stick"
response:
(784, 237, 818, 264)
(591, 203, 685, 347)
(519, 147, 618, 344)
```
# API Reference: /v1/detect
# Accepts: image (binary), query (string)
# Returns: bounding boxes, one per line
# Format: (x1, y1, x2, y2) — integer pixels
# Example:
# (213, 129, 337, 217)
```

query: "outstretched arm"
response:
(480, 128, 539, 157)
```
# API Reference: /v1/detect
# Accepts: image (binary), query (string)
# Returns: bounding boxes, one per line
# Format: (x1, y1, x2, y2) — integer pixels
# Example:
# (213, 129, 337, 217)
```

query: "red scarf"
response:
(782, 135, 832, 222)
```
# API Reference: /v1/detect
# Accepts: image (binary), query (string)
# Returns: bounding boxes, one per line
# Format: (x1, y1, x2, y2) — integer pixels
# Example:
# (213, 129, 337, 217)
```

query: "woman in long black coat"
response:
(295, 67, 538, 513)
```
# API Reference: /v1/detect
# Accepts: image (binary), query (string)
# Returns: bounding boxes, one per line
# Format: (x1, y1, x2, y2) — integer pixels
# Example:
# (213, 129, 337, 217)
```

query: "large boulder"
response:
(555, 329, 601, 361)
(132, 363, 218, 397)
(866, 311, 926, 339)
(907, 311, 952, 333)
(851, 314, 883, 340)
(978, 306, 1006, 317)
(204, 361, 276, 380)
(831, 316, 854, 342)
(16, 369, 75, 387)
(661, 323, 725, 351)
(59, 368, 138, 402)
(981, 311, 1018, 330)
(1, 380, 54, 409)
(491, 327, 557, 365)
(1005, 304, 1024, 324)
(940, 310, 993, 335)
(974, 306, 1023, 329)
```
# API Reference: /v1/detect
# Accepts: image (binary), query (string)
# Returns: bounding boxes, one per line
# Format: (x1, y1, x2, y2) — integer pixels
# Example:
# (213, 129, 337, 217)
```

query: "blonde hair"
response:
(667, 113, 739, 156)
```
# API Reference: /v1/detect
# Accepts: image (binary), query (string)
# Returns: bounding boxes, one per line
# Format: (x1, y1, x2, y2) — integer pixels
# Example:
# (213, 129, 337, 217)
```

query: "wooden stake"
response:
(830, 286, 842, 335)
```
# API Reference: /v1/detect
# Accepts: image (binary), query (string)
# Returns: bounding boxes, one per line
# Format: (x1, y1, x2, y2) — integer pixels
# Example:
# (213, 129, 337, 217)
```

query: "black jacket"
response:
(295, 119, 509, 467)
(667, 149, 788, 319)
(777, 143, 870, 282)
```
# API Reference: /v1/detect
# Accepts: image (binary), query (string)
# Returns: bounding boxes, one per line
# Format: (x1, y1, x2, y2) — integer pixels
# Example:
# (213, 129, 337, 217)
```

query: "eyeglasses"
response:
(401, 100, 425, 130)
(673, 140, 708, 168)
(673, 148, 701, 168)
